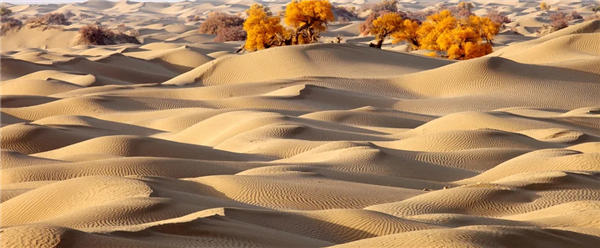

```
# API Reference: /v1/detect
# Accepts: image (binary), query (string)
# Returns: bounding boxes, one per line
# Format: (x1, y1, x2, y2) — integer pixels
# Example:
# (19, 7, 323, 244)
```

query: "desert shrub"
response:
(26, 13, 70, 28)
(199, 12, 244, 35)
(1, 17, 22, 34)
(332, 5, 358, 23)
(550, 12, 569, 30)
(540, 2, 550, 11)
(198, 12, 245, 42)
(77, 24, 140, 45)
(486, 10, 511, 25)
(215, 25, 246, 42)
(594, 6, 600, 13)
(1, 7, 12, 17)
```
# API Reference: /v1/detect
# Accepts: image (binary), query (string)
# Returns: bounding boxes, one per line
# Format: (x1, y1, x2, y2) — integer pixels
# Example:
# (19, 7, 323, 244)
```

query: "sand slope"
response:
(2, 1, 600, 247)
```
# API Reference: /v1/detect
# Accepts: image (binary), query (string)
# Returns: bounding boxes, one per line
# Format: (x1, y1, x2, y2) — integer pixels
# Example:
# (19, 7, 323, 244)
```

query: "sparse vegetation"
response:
(77, 24, 140, 45)
(199, 12, 246, 42)
(550, 12, 570, 30)
(26, 13, 71, 28)
(540, 2, 550, 11)
(214, 26, 246, 42)
(0, 6, 22, 35)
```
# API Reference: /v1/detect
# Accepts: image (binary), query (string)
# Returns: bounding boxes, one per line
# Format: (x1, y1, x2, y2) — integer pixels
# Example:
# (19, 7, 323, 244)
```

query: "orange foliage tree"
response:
(368, 9, 499, 59)
(420, 11, 498, 59)
(243, 4, 287, 51)
(285, 0, 335, 44)
(242, 0, 334, 52)
(368, 12, 405, 48)
(390, 18, 420, 49)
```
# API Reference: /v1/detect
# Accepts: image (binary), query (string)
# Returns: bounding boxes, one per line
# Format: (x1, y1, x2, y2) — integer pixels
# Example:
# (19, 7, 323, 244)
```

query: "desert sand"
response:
(1, 0, 600, 247)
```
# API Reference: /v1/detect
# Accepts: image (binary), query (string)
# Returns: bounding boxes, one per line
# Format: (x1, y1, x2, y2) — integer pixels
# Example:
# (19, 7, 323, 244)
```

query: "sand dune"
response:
(2, 1, 600, 247)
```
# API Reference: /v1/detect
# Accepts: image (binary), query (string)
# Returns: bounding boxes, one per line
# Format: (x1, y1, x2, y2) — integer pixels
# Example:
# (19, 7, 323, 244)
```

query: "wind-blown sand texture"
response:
(1, 0, 600, 247)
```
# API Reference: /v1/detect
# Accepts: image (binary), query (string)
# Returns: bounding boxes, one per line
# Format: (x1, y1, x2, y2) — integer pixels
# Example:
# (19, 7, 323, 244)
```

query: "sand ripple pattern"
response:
(1, 6, 600, 247)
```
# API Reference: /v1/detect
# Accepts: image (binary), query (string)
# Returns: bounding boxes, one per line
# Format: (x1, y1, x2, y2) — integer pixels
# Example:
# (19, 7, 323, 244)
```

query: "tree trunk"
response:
(370, 38, 383, 49)
(294, 22, 311, 44)
(235, 43, 245, 53)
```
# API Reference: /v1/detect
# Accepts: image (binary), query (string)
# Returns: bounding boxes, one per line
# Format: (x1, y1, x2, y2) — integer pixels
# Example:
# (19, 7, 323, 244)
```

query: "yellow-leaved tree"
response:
(243, 4, 287, 51)
(415, 10, 457, 52)
(390, 19, 420, 49)
(416, 10, 499, 60)
(368, 12, 405, 48)
(285, 0, 335, 44)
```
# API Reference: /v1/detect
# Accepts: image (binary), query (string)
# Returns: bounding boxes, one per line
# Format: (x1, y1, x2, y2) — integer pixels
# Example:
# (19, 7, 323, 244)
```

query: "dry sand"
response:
(1, 0, 600, 247)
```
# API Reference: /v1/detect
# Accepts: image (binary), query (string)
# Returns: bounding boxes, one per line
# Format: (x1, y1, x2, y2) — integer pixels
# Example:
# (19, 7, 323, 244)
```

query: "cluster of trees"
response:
(367, 8, 500, 60)
(242, 0, 334, 51)
(239, 0, 502, 59)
